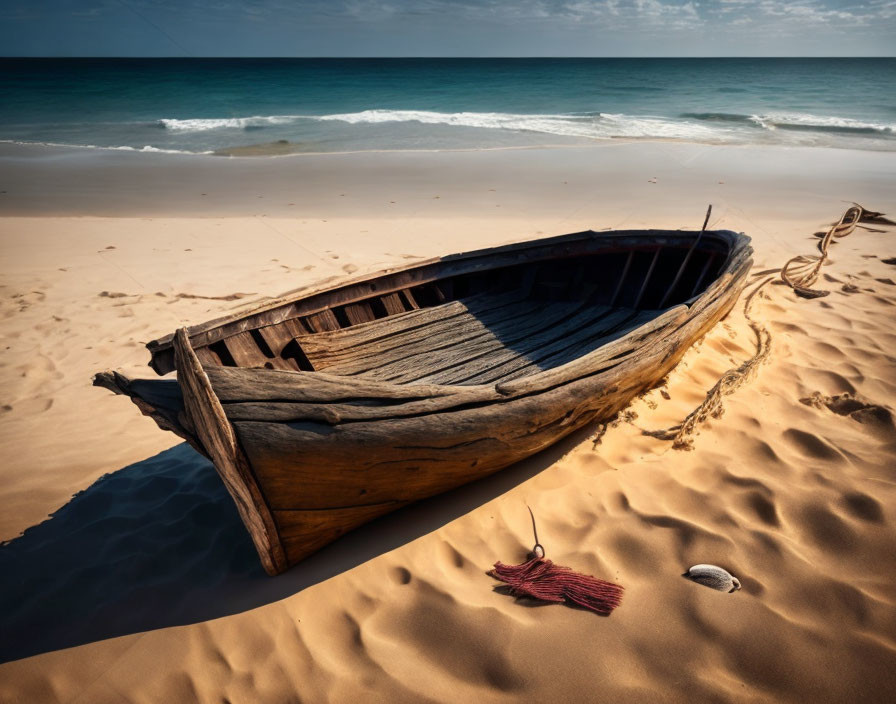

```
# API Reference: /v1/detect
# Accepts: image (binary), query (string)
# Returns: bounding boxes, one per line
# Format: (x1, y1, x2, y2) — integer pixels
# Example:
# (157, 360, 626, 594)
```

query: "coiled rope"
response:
(781, 204, 863, 298)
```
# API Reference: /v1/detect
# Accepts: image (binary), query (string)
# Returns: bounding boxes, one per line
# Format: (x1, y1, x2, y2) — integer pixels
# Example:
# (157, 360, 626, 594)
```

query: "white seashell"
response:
(684, 564, 741, 593)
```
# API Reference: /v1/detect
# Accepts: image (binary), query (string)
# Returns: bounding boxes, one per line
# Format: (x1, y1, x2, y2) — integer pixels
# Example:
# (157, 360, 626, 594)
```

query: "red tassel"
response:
(489, 507, 622, 615)
(489, 556, 623, 615)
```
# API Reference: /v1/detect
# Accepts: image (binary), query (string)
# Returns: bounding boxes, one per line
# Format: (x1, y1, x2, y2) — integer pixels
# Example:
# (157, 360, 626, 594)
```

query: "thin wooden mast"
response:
(659, 205, 712, 309)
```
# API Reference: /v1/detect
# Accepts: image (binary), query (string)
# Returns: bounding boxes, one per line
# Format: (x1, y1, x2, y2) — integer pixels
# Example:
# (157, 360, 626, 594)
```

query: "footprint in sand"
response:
(799, 392, 894, 435)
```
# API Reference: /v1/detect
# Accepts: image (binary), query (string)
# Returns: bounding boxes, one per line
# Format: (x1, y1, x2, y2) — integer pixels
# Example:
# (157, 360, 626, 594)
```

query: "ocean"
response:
(1, 58, 894, 155)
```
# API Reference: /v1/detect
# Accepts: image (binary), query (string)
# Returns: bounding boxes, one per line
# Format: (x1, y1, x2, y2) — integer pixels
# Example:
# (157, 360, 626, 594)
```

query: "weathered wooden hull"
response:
(95, 229, 752, 575)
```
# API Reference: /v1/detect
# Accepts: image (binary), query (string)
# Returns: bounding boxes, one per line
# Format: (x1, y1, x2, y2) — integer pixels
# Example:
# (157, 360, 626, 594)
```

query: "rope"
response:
(643, 204, 891, 450)
(780, 204, 863, 298)
(643, 275, 773, 449)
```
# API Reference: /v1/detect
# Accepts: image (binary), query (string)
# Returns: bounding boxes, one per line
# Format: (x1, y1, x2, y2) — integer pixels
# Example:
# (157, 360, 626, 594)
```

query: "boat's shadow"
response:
(0, 424, 597, 664)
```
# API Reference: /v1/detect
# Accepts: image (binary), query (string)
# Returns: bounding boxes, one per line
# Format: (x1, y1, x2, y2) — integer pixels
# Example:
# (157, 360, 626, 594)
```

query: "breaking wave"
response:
(156, 109, 894, 143)
(682, 111, 894, 135)
(157, 115, 301, 132)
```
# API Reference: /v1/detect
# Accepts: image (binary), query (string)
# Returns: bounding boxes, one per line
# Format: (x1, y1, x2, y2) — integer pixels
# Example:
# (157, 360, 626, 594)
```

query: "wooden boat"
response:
(95, 228, 752, 575)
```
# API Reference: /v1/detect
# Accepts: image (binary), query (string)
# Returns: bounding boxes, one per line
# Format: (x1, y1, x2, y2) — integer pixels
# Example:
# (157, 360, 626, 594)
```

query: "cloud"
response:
(1, 1, 894, 55)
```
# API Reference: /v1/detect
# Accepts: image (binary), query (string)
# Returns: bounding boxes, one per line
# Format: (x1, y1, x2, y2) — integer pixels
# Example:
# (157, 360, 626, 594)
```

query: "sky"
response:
(1, 0, 894, 57)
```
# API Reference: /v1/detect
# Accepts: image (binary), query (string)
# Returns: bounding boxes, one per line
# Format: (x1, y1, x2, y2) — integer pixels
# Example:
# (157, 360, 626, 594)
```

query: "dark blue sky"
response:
(2, 1, 894, 56)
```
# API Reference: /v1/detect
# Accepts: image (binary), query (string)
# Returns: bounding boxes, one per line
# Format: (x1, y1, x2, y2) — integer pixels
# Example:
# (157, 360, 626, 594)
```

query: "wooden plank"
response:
(481, 309, 657, 385)
(368, 297, 607, 384)
(223, 331, 264, 368)
(446, 307, 637, 386)
(296, 288, 521, 360)
(328, 299, 581, 380)
(297, 291, 535, 371)
(262, 357, 301, 372)
(173, 328, 287, 575)
(274, 503, 407, 565)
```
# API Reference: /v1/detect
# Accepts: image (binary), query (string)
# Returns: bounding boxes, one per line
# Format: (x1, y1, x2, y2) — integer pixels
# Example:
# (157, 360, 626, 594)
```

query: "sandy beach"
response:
(1, 141, 895, 702)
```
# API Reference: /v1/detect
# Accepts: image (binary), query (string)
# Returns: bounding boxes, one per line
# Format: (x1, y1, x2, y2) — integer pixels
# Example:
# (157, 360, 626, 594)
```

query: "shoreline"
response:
(2, 141, 895, 219)
(4, 135, 896, 161)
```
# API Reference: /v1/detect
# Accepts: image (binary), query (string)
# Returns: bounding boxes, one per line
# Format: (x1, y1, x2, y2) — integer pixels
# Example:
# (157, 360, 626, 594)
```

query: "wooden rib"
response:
(689, 252, 716, 298)
(342, 302, 376, 326)
(381, 292, 407, 315)
(304, 309, 341, 332)
(609, 251, 635, 307)
(633, 248, 662, 310)
(430, 282, 447, 303)
(283, 317, 312, 335)
(194, 346, 222, 367)
(223, 332, 265, 368)
(256, 323, 296, 357)
(173, 328, 287, 575)
(401, 289, 420, 310)
(437, 278, 454, 301)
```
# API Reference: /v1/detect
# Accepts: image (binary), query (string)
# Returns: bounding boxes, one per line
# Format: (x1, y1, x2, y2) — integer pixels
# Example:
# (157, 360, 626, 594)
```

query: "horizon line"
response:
(2, 55, 894, 60)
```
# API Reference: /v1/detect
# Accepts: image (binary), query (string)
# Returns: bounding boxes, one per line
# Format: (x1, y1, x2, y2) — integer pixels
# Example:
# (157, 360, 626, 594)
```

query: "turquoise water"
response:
(1, 58, 894, 154)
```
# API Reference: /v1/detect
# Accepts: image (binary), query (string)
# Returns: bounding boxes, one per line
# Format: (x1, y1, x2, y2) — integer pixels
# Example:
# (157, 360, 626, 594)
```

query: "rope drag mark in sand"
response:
(644, 204, 893, 450)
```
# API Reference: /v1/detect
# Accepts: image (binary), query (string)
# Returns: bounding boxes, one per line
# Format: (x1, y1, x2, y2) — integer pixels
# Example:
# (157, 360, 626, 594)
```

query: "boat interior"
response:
(175, 241, 726, 387)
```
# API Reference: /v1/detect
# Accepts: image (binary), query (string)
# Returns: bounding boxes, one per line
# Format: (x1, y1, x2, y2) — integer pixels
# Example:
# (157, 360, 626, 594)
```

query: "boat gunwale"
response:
(145, 228, 746, 375)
